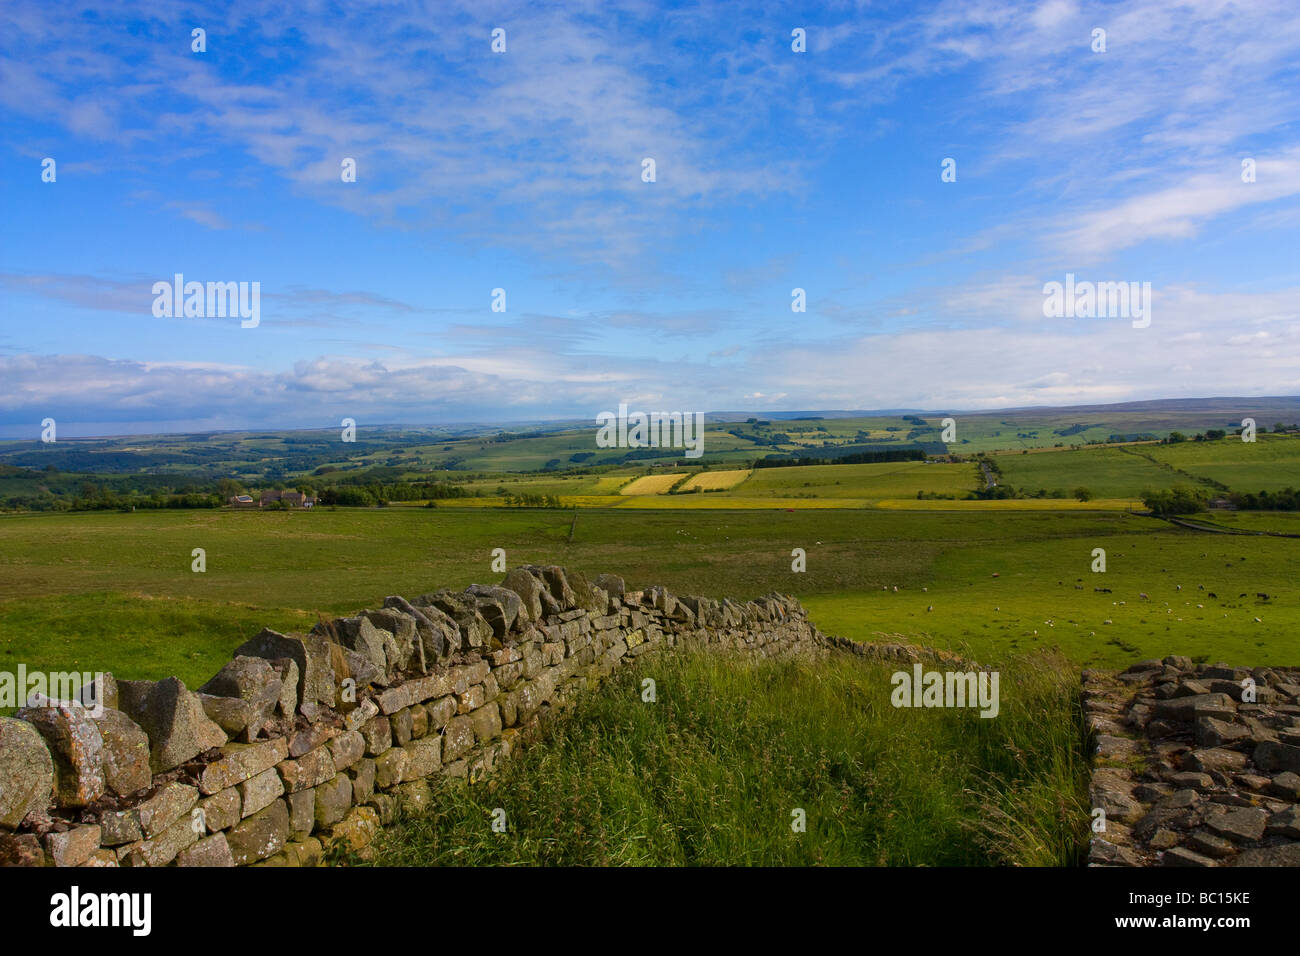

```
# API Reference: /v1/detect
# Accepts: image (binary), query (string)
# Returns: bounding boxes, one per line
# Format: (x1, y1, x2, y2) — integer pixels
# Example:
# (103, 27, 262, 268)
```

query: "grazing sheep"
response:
(1208, 592, 1217, 598)
(1139, 592, 1149, 600)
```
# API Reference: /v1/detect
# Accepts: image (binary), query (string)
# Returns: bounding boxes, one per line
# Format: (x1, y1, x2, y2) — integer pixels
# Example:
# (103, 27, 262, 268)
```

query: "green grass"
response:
(2, 506, 1297, 687)
(721, 460, 978, 499)
(1191, 511, 1300, 534)
(995, 445, 1177, 499)
(1143, 434, 1300, 493)
(363, 647, 1090, 867)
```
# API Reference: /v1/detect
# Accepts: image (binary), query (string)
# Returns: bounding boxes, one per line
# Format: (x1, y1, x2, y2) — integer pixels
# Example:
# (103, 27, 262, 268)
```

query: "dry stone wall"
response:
(6, 564, 1295, 868)
(1085, 657, 1300, 867)
(0, 566, 827, 867)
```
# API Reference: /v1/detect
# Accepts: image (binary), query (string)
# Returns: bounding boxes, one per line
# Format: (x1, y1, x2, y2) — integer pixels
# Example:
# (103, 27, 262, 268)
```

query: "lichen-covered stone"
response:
(314, 773, 353, 828)
(327, 729, 365, 771)
(226, 799, 290, 865)
(239, 767, 285, 818)
(277, 746, 337, 793)
(15, 700, 105, 807)
(0, 716, 54, 827)
(118, 677, 227, 773)
(320, 806, 379, 854)
(233, 629, 335, 716)
(198, 737, 290, 794)
(442, 716, 476, 763)
(198, 787, 241, 833)
(0, 833, 45, 867)
(374, 747, 409, 789)
(137, 781, 199, 838)
(403, 736, 441, 779)
(44, 824, 101, 867)
(92, 708, 152, 796)
(122, 813, 200, 867)
(176, 832, 236, 867)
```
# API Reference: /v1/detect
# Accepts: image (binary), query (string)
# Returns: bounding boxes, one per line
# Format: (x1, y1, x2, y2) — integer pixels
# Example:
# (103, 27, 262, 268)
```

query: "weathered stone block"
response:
(288, 722, 339, 759)
(374, 747, 409, 789)
(426, 695, 457, 730)
(360, 714, 392, 756)
(98, 808, 144, 846)
(327, 729, 365, 771)
(233, 629, 336, 715)
(198, 787, 241, 833)
(390, 707, 414, 747)
(321, 806, 379, 854)
(469, 702, 502, 744)
(16, 700, 105, 807)
(198, 737, 290, 794)
(0, 833, 45, 866)
(287, 788, 315, 839)
(0, 716, 54, 827)
(403, 736, 441, 779)
(44, 824, 101, 868)
(226, 799, 290, 865)
(347, 757, 376, 805)
(123, 813, 200, 867)
(409, 703, 428, 739)
(277, 746, 337, 793)
(92, 708, 151, 797)
(394, 778, 432, 815)
(239, 767, 285, 818)
(176, 832, 236, 867)
(442, 716, 476, 763)
(314, 773, 353, 828)
(118, 676, 227, 773)
(137, 782, 199, 839)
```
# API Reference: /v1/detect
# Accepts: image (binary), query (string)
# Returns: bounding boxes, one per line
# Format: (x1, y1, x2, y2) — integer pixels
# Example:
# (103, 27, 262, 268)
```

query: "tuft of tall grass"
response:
(363, 647, 1091, 867)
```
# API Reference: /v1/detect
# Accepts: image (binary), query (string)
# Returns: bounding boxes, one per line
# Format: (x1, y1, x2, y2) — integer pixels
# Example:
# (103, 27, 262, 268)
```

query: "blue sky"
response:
(2, 0, 1299, 436)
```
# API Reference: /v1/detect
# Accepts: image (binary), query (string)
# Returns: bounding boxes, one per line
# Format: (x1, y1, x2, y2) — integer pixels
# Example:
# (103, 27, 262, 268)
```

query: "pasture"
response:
(619, 473, 688, 495)
(2, 505, 1296, 700)
(1143, 433, 1300, 493)
(677, 469, 752, 492)
(720, 460, 978, 499)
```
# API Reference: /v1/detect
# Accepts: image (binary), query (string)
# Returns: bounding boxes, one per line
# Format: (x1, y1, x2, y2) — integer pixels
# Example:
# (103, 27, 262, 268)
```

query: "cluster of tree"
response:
(1141, 485, 1210, 515)
(754, 447, 925, 468)
(7, 491, 222, 512)
(1231, 487, 1300, 511)
(501, 493, 566, 508)
(313, 481, 470, 507)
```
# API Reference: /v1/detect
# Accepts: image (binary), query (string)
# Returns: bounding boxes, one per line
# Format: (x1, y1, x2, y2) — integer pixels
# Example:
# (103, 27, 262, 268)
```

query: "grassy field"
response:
(995, 446, 1178, 499)
(1143, 433, 1300, 493)
(363, 647, 1089, 867)
(619, 473, 688, 495)
(1190, 511, 1300, 534)
(2, 505, 1297, 696)
(677, 469, 751, 492)
(720, 460, 978, 499)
